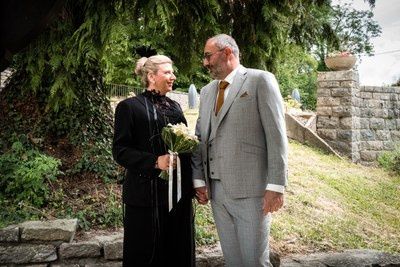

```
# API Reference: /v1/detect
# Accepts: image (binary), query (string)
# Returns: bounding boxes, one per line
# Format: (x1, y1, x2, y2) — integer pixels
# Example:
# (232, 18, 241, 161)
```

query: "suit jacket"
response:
(191, 66, 288, 198)
(113, 94, 193, 207)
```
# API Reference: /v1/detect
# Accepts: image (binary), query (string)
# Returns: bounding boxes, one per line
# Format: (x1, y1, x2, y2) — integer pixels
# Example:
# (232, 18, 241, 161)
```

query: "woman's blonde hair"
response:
(134, 55, 173, 87)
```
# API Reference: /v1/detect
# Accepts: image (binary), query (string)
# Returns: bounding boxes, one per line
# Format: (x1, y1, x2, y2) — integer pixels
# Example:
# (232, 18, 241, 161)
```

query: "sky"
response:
(334, 0, 400, 86)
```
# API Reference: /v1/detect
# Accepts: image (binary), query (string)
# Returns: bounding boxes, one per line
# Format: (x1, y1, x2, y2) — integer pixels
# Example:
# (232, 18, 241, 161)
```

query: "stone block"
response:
(360, 130, 375, 141)
(51, 264, 80, 267)
(340, 97, 352, 106)
(383, 141, 395, 150)
(385, 119, 397, 130)
(316, 106, 332, 116)
(319, 70, 358, 81)
(359, 118, 370, 129)
(317, 87, 331, 97)
(93, 232, 123, 244)
(332, 141, 352, 154)
(374, 109, 389, 119)
(359, 99, 368, 108)
(388, 109, 400, 119)
(360, 151, 378, 161)
(317, 116, 339, 129)
(391, 131, 400, 141)
(86, 263, 122, 267)
(317, 129, 337, 140)
(0, 225, 19, 242)
(350, 151, 361, 163)
(353, 118, 361, 129)
(390, 94, 398, 101)
(59, 241, 101, 259)
(332, 106, 351, 117)
(281, 249, 400, 267)
(0, 244, 57, 264)
(372, 86, 384, 93)
(373, 93, 390, 100)
(103, 238, 123, 260)
(352, 131, 361, 141)
(340, 80, 358, 88)
(375, 130, 391, 141)
(362, 86, 375, 92)
(337, 130, 352, 141)
(361, 141, 384, 150)
(51, 258, 112, 266)
(20, 219, 78, 243)
(13, 264, 48, 267)
(360, 91, 372, 99)
(317, 97, 340, 106)
(332, 88, 352, 97)
(318, 81, 340, 88)
(339, 117, 353, 129)
(369, 118, 385, 130)
(93, 233, 123, 260)
(366, 99, 383, 108)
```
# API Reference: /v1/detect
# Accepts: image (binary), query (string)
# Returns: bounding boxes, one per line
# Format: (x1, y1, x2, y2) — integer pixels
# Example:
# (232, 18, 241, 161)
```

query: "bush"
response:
(378, 145, 400, 174)
(0, 141, 61, 207)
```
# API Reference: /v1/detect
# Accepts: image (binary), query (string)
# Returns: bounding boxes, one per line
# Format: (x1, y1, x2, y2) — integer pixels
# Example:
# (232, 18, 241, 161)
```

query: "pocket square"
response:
(240, 91, 249, 98)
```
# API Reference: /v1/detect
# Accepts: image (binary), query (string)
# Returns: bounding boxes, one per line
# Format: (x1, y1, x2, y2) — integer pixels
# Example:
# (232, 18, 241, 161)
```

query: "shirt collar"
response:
(221, 64, 242, 84)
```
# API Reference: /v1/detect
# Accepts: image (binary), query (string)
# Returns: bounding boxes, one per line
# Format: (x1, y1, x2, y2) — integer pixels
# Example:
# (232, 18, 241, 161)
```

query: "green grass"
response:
(194, 141, 400, 254)
(270, 141, 400, 255)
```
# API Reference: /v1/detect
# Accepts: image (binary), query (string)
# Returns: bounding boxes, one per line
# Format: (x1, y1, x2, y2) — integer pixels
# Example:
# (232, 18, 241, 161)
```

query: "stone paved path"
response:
(197, 243, 400, 267)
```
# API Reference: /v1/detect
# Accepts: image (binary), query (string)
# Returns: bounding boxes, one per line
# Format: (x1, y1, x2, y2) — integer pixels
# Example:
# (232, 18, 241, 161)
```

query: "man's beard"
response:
(208, 65, 224, 80)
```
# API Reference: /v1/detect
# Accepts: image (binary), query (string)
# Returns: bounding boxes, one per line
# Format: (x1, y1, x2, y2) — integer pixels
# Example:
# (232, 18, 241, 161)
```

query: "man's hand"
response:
(263, 190, 284, 215)
(195, 186, 209, 205)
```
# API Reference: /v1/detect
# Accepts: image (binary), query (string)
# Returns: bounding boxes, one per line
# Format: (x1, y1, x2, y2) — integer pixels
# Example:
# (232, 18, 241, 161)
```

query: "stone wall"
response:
(317, 70, 400, 164)
(0, 219, 124, 266)
(0, 218, 225, 267)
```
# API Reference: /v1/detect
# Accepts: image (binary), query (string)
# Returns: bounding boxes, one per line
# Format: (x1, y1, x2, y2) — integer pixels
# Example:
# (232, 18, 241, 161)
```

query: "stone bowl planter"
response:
(324, 55, 356, 71)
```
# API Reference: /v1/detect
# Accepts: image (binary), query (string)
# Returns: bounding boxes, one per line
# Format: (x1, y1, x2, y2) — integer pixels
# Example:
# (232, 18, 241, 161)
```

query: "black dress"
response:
(112, 90, 195, 267)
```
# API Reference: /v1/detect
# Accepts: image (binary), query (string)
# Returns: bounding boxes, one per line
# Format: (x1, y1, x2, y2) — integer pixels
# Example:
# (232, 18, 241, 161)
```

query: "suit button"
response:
(204, 161, 207, 165)
(209, 144, 212, 147)
(211, 172, 214, 175)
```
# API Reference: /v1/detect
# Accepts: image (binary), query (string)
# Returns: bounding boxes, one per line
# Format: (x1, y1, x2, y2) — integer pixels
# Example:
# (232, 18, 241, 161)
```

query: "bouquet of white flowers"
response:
(159, 123, 199, 211)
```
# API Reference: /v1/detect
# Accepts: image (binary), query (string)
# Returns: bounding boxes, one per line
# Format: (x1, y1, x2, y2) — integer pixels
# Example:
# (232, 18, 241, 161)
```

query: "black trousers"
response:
(123, 198, 195, 267)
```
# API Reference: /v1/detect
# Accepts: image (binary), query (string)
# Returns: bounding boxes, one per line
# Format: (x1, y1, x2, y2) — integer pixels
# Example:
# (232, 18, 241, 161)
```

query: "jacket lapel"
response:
(136, 94, 156, 117)
(203, 81, 218, 142)
(215, 67, 247, 128)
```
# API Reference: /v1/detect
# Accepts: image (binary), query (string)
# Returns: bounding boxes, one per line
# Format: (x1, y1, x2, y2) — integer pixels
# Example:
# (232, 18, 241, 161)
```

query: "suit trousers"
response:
(210, 180, 272, 267)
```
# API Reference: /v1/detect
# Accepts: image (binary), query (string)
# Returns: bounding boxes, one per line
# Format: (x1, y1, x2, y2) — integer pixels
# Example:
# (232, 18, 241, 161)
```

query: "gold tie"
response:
(215, 81, 229, 115)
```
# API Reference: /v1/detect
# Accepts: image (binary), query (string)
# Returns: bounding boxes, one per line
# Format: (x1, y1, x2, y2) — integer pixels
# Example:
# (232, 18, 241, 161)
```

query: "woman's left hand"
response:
(156, 154, 177, 170)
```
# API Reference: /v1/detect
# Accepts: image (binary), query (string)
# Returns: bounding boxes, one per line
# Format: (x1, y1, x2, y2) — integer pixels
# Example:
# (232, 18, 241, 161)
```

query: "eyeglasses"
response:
(203, 48, 225, 61)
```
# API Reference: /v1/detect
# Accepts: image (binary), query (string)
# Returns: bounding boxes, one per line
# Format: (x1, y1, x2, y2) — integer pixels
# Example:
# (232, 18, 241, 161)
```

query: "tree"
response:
(275, 45, 318, 110)
(392, 77, 400, 87)
(315, 1, 381, 70)
(1, 0, 120, 181)
(2, 0, 379, 182)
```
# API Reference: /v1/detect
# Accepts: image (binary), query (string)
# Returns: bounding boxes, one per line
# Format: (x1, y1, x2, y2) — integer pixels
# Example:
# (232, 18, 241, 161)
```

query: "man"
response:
(192, 34, 288, 267)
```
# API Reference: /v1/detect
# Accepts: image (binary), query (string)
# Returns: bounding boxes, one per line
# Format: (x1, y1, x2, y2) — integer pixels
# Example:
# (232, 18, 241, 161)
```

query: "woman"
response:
(112, 55, 195, 266)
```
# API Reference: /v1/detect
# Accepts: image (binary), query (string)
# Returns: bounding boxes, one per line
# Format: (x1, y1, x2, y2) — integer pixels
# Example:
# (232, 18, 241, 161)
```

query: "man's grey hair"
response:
(209, 34, 240, 59)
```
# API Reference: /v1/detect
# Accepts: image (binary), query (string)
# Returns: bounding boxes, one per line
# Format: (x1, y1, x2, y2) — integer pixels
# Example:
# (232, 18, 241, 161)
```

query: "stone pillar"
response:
(316, 70, 360, 162)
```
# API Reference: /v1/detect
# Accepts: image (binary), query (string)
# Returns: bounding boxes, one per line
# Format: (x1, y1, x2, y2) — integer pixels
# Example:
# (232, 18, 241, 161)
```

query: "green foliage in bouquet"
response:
(161, 123, 199, 154)
(159, 123, 199, 180)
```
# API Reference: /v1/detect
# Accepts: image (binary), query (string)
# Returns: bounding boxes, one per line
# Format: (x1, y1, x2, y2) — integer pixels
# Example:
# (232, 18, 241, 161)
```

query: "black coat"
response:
(112, 93, 194, 207)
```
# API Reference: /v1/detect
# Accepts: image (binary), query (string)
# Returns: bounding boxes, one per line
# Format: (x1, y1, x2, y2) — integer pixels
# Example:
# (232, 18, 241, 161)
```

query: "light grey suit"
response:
(192, 65, 288, 267)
